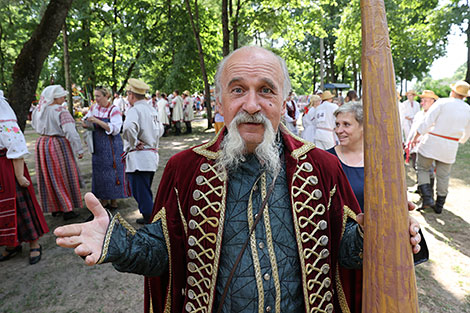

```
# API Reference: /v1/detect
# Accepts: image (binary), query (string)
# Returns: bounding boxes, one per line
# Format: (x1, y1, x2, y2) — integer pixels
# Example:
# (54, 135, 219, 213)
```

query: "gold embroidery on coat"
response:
(280, 123, 316, 159)
(158, 208, 172, 313)
(174, 188, 188, 237)
(184, 162, 226, 313)
(247, 174, 265, 312)
(261, 174, 282, 313)
(193, 130, 223, 160)
(291, 163, 332, 312)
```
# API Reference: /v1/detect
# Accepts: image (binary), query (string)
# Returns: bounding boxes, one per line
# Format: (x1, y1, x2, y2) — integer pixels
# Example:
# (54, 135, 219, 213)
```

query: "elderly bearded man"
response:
(55, 46, 421, 313)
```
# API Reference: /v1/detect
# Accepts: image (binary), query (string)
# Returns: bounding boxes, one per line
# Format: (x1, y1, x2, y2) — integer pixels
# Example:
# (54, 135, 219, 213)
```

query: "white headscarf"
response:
(0, 90, 17, 121)
(32, 85, 68, 131)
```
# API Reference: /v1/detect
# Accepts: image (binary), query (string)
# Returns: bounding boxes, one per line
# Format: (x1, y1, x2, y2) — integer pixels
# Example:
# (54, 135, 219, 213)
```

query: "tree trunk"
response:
(0, 21, 6, 90)
(319, 37, 325, 90)
(353, 61, 358, 92)
(232, 0, 242, 51)
(62, 22, 73, 115)
(80, 0, 95, 106)
(222, 0, 230, 56)
(465, 20, 470, 84)
(360, 0, 419, 311)
(184, 0, 212, 129)
(8, 0, 74, 130)
(117, 50, 142, 94)
(112, 0, 118, 94)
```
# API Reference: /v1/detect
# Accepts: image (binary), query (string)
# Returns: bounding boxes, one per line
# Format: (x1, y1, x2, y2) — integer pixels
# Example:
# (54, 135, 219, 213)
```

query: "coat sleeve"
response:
(97, 215, 169, 277)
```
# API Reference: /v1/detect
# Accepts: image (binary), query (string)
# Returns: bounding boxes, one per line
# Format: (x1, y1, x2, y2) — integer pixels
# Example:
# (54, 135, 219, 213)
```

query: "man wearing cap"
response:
(399, 90, 420, 141)
(283, 91, 299, 135)
(171, 89, 184, 135)
(122, 78, 164, 224)
(182, 90, 195, 134)
(312, 90, 339, 150)
(411, 81, 470, 213)
(405, 90, 438, 190)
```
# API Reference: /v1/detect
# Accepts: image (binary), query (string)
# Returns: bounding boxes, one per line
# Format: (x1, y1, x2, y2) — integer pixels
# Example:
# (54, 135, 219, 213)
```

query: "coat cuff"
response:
(96, 212, 136, 264)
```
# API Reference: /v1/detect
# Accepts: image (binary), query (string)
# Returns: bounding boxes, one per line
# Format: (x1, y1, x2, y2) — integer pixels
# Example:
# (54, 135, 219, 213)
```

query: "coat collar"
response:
(193, 123, 316, 161)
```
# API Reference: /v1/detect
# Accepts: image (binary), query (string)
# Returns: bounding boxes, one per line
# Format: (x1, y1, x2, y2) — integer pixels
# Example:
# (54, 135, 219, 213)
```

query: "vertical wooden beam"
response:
(360, 0, 419, 312)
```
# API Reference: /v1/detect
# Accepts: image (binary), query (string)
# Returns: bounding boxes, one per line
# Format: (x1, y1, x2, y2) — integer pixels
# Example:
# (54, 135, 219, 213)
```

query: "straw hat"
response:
(183, 90, 190, 96)
(419, 90, 439, 100)
(320, 90, 334, 101)
(126, 78, 149, 95)
(405, 90, 417, 97)
(450, 80, 470, 97)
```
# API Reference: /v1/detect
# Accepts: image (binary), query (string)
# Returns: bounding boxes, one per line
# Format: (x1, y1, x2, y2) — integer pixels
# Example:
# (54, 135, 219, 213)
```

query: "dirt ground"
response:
(0, 117, 469, 312)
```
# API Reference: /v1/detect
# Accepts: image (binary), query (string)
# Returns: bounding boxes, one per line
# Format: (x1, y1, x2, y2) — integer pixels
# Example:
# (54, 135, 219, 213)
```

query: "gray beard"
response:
(216, 111, 281, 178)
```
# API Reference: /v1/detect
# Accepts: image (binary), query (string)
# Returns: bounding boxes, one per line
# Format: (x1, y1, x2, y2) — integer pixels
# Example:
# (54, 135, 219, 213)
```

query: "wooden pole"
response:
(360, 0, 419, 312)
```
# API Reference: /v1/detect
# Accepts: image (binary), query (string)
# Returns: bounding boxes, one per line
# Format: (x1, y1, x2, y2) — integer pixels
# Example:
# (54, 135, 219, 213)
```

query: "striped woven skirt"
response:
(36, 136, 82, 213)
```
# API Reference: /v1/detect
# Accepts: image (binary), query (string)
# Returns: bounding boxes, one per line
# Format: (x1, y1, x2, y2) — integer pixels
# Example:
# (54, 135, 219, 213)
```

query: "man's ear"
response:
(216, 98, 224, 117)
(280, 99, 287, 115)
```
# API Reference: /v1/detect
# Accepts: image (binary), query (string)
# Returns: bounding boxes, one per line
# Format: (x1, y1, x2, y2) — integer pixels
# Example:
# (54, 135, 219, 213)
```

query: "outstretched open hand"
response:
(54, 193, 110, 265)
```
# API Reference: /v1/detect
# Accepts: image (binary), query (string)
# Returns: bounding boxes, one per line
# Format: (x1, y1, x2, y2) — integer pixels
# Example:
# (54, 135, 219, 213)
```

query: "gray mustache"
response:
(233, 112, 267, 125)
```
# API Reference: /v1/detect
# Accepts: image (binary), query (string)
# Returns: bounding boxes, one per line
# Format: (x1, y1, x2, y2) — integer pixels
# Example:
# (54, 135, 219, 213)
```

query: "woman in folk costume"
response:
(82, 86, 128, 212)
(32, 85, 83, 221)
(0, 91, 49, 264)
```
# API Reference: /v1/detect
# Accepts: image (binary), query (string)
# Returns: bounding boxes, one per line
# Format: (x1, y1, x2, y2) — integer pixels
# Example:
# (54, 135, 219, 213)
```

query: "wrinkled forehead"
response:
(221, 49, 284, 88)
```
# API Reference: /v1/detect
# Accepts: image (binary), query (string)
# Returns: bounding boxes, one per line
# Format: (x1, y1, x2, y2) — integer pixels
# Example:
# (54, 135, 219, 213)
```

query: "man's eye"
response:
(261, 87, 272, 94)
(232, 87, 243, 93)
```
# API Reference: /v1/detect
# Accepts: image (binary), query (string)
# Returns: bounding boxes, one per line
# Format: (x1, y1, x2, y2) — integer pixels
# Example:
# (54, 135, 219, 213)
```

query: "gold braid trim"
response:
(174, 187, 188, 237)
(247, 174, 265, 312)
(207, 170, 227, 311)
(159, 208, 172, 313)
(193, 129, 223, 160)
(335, 205, 359, 313)
(261, 174, 282, 313)
(97, 213, 136, 264)
(279, 123, 316, 159)
(335, 263, 351, 313)
(290, 165, 311, 312)
(327, 185, 337, 211)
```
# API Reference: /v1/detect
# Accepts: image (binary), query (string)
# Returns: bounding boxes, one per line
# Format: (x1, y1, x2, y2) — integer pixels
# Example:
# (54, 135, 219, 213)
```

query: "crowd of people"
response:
(0, 45, 468, 313)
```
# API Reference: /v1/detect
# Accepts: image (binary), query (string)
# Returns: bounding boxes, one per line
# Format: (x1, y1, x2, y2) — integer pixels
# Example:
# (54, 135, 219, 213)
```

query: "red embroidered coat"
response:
(145, 126, 362, 313)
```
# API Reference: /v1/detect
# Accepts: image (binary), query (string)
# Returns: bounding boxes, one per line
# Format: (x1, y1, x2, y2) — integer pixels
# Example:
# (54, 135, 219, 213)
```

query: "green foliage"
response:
(0, 0, 465, 99)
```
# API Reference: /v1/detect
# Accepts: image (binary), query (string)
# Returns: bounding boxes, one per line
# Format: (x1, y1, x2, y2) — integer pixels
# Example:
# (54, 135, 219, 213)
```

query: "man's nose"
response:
(242, 90, 261, 114)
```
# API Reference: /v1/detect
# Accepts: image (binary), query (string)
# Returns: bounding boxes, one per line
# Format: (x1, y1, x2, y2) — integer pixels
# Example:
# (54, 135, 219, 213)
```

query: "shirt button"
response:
(258, 242, 265, 249)
(266, 305, 272, 312)
(264, 273, 270, 281)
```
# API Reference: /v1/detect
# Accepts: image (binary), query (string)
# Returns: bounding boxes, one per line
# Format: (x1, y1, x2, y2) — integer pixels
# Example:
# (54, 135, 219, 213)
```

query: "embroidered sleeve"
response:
(338, 219, 363, 269)
(60, 112, 83, 154)
(59, 110, 76, 125)
(106, 106, 123, 136)
(97, 213, 169, 276)
(0, 121, 29, 159)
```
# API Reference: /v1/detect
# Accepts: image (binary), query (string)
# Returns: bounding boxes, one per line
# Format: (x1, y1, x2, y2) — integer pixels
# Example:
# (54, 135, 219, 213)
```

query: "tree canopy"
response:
(0, 0, 467, 107)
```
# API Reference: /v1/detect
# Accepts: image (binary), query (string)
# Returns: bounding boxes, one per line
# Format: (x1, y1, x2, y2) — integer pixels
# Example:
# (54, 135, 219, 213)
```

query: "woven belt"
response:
(429, 132, 459, 142)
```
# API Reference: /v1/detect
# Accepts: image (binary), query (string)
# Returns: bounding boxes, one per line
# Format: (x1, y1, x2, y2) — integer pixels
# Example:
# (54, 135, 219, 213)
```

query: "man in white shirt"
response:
(400, 90, 420, 142)
(122, 78, 164, 224)
(411, 81, 470, 213)
(312, 90, 338, 150)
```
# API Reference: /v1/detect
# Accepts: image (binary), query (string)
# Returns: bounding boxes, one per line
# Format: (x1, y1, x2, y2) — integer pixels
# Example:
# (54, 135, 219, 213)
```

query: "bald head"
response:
(214, 46, 291, 102)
